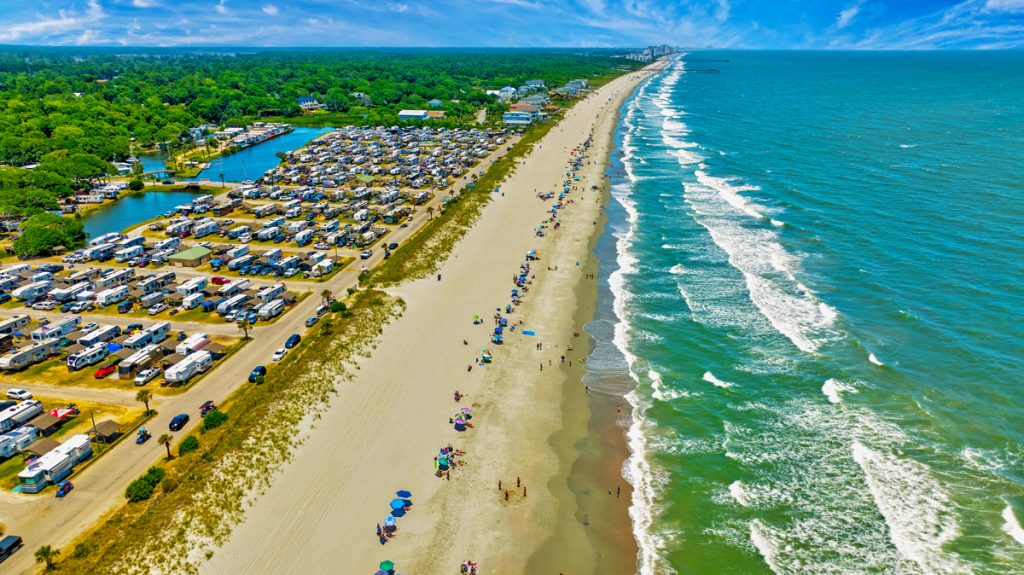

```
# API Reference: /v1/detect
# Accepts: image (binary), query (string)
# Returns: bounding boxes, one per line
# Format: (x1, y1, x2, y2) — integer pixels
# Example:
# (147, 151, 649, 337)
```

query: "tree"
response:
(13, 213, 87, 258)
(218, 172, 225, 187)
(178, 435, 200, 456)
(202, 410, 227, 432)
(35, 545, 59, 571)
(320, 289, 332, 305)
(237, 320, 251, 340)
(136, 389, 152, 414)
(128, 178, 144, 191)
(426, 206, 434, 220)
(158, 433, 173, 459)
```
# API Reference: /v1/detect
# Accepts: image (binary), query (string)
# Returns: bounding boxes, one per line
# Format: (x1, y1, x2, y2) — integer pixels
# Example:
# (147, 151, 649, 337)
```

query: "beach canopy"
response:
(380, 560, 396, 570)
(396, 490, 412, 498)
(389, 499, 406, 510)
(384, 515, 396, 526)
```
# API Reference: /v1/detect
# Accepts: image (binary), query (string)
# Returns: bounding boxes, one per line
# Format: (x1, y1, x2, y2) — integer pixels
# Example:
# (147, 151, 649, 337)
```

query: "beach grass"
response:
(53, 288, 404, 574)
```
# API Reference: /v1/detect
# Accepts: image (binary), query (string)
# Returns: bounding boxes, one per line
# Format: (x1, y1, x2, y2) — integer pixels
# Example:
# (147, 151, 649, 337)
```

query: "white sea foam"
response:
(821, 378, 857, 404)
(703, 371, 734, 389)
(899, 144, 918, 149)
(694, 170, 768, 220)
(650, 369, 688, 401)
(851, 441, 972, 574)
(770, 219, 785, 227)
(669, 264, 686, 275)
(749, 520, 784, 574)
(1002, 504, 1024, 546)
(868, 353, 885, 366)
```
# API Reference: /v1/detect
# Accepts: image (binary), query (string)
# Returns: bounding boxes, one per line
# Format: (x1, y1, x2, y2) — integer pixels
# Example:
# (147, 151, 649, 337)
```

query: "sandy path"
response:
(204, 65, 656, 575)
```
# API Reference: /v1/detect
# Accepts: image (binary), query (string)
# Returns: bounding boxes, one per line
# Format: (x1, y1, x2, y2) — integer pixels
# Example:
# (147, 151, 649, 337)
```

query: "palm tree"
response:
(219, 172, 225, 188)
(427, 206, 435, 220)
(320, 289, 333, 305)
(136, 389, 152, 415)
(237, 320, 251, 340)
(35, 545, 59, 571)
(158, 434, 173, 460)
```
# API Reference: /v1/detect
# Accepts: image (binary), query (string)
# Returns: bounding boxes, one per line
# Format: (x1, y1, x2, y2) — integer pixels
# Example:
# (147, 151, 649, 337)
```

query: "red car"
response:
(199, 400, 217, 416)
(94, 364, 117, 379)
(210, 276, 231, 285)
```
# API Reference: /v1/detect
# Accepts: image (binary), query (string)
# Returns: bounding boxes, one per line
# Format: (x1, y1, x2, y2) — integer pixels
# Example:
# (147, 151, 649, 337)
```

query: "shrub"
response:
(72, 543, 91, 559)
(143, 466, 165, 485)
(329, 301, 346, 313)
(178, 435, 200, 456)
(125, 478, 155, 502)
(128, 178, 144, 191)
(202, 410, 227, 432)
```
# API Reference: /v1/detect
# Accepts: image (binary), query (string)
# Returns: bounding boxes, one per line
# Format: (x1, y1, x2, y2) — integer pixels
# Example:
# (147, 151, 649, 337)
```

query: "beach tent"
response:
(380, 560, 396, 570)
(384, 515, 396, 527)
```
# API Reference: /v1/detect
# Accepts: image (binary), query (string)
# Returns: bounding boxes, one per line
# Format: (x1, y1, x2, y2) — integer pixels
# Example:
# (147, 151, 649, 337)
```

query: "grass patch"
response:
(54, 289, 405, 574)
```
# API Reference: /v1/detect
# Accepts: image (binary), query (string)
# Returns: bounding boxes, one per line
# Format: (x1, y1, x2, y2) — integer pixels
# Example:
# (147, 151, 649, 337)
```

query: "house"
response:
(498, 87, 517, 102)
(168, 246, 213, 268)
(566, 79, 589, 90)
(503, 112, 534, 125)
(398, 110, 429, 120)
(428, 99, 443, 108)
(297, 96, 325, 111)
(427, 111, 446, 120)
(526, 79, 545, 89)
(509, 102, 539, 115)
(350, 92, 372, 106)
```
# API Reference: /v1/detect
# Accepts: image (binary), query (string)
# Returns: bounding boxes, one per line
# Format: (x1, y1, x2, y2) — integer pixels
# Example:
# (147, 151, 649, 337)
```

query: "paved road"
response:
(0, 137, 515, 574)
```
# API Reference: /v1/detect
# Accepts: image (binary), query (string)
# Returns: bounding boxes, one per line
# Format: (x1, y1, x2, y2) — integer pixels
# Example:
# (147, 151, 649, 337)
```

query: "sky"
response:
(0, 0, 1022, 49)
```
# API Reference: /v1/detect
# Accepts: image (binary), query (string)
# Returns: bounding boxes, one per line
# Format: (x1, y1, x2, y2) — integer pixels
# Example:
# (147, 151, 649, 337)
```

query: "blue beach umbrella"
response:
(389, 498, 405, 510)
(396, 490, 412, 498)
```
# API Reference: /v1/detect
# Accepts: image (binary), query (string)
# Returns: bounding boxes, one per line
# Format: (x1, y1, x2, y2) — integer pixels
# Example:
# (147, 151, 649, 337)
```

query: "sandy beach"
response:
(203, 62, 660, 575)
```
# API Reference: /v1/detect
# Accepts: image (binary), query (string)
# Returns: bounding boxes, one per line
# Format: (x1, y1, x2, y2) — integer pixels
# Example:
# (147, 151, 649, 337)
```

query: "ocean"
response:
(587, 51, 1024, 574)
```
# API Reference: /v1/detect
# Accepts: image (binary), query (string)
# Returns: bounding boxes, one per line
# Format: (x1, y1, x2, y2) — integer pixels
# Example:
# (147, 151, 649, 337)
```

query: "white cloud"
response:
(262, 4, 278, 15)
(492, 0, 546, 9)
(215, 0, 228, 15)
(388, 3, 409, 13)
(985, 0, 1024, 10)
(716, 0, 731, 22)
(131, 0, 159, 7)
(0, 0, 105, 43)
(837, 0, 865, 29)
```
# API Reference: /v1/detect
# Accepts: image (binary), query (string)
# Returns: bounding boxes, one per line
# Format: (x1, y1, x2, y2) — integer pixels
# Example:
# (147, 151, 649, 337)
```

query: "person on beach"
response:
(517, 476, 521, 488)
(617, 485, 622, 498)
(499, 480, 502, 491)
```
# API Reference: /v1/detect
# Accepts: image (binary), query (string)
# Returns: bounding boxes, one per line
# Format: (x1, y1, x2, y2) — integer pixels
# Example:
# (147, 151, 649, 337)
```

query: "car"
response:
(147, 303, 168, 316)
(31, 300, 57, 311)
(210, 276, 231, 285)
(283, 268, 299, 278)
(80, 322, 99, 333)
(0, 293, 11, 304)
(224, 310, 238, 322)
(94, 364, 117, 379)
(134, 367, 161, 386)
(272, 348, 287, 361)
(199, 400, 217, 416)
(126, 323, 144, 333)
(39, 264, 64, 273)
(314, 242, 330, 250)
(315, 304, 328, 317)
(388, 242, 399, 250)
(60, 302, 75, 313)
(169, 413, 189, 431)
(400, 223, 408, 228)
(285, 333, 301, 349)
(360, 249, 373, 259)
(118, 300, 134, 314)
(0, 534, 24, 562)
(5, 389, 32, 400)
(305, 316, 319, 328)
(162, 179, 173, 185)
(248, 365, 267, 383)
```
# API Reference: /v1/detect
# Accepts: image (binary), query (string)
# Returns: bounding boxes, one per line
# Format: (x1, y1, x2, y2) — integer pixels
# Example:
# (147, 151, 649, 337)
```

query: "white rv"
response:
(0, 315, 30, 336)
(175, 333, 210, 356)
(95, 285, 130, 307)
(164, 350, 213, 384)
(12, 281, 52, 301)
(17, 434, 93, 494)
(0, 340, 62, 370)
(77, 325, 121, 347)
(66, 343, 110, 371)
(0, 400, 45, 432)
(257, 299, 284, 320)
(31, 316, 81, 342)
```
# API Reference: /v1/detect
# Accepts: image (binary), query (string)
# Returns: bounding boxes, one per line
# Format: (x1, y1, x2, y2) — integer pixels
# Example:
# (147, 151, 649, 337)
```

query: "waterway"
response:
(183, 126, 333, 182)
(82, 188, 205, 239)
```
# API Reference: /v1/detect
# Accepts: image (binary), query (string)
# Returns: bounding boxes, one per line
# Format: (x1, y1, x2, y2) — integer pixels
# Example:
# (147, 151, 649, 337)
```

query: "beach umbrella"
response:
(384, 515, 396, 527)
(461, 407, 472, 413)
(389, 498, 406, 510)
(379, 560, 395, 570)
(396, 490, 412, 498)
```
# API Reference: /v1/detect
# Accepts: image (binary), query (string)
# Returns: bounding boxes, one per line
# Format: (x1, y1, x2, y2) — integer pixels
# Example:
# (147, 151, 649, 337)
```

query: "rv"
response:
(193, 219, 220, 239)
(258, 299, 285, 320)
(216, 294, 249, 316)
(0, 275, 20, 292)
(1, 263, 31, 277)
(0, 427, 38, 459)
(84, 242, 116, 261)
(124, 321, 170, 349)
(285, 220, 308, 234)
(29, 271, 53, 283)
(0, 315, 30, 336)
(226, 245, 249, 260)
(264, 216, 286, 229)
(176, 276, 208, 296)
(0, 340, 62, 370)
(95, 285, 130, 307)
(89, 232, 124, 247)
(264, 248, 283, 261)
(17, 434, 93, 494)
(256, 227, 280, 241)
(118, 344, 162, 378)
(255, 284, 285, 304)
(77, 325, 121, 347)
(253, 204, 278, 218)
(176, 333, 210, 356)
(312, 259, 335, 275)
(49, 282, 90, 303)
(67, 268, 101, 285)
(114, 245, 145, 263)
(66, 343, 110, 371)
(164, 350, 213, 384)
(226, 225, 252, 240)
(154, 237, 182, 252)
(227, 254, 256, 271)
(166, 220, 193, 237)
(294, 228, 315, 246)
(0, 400, 45, 432)
(182, 292, 205, 310)
(95, 268, 135, 290)
(12, 281, 52, 301)
(31, 316, 81, 341)
(139, 291, 165, 308)
(217, 278, 250, 298)
(137, 271, 176, 294)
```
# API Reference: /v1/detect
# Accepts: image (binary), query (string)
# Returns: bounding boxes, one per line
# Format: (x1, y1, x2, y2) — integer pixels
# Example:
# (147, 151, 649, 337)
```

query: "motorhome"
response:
(0, 315, 30, 336)
(176, 276, 208, 296)
(164, 350, 212, 384)
(49, 282, 90, 303)
(255, 284, 285, 303)
(12, 281, 52, 301)
(182, 292, 205, 310)
(0, 400, 44, 432)
(118, 344, 162, 378)
(217, 278, 250, 298)
(0, 427, 38, 459)
(78, 325, 121, 347)
(66, 343, 110, 371)
(216, 294, 249, 316)
(31, 316, 81, 341)
(114, 245, 144, 263)
(0, 340, 62, 370)
(17, 434, 93, 494)
(84, 242, 116, 261)
(154, 237, 181, 252)
(95, 285, 130, 307)
(258, 299, 284, 320)
(176, 333, 210, 356)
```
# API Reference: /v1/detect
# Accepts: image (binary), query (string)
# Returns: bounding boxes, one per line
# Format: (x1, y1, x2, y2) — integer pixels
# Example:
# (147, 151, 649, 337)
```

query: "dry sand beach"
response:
(203, 61, 662, 575)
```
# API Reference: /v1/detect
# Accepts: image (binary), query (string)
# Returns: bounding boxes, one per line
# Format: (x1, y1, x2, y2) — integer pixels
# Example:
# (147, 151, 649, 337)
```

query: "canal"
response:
(185, 126, 333, 182)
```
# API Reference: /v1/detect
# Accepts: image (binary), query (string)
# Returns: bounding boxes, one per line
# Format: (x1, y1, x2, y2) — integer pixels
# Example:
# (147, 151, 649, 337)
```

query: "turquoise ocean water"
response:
(587, 51, 1024, 574)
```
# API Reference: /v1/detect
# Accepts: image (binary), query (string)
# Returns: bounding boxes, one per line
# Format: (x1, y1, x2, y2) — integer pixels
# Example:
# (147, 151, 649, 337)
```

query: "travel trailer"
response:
(66, 343, 110, 371)
(17, 434, 92, 494)
(0, 340, 62, 370)
(164, 350, 212, 384)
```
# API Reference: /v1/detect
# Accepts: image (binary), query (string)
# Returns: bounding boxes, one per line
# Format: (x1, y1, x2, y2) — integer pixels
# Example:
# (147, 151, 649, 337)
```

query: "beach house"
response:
(502, 111, 534, 125)
(297, 96, 325, 111)
(428, 99, 443, 108)
(398, 110, 429, 120)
